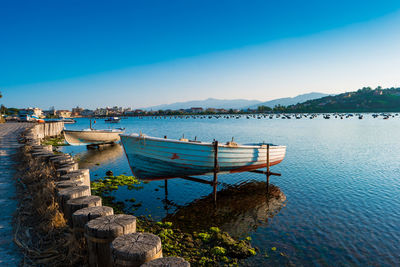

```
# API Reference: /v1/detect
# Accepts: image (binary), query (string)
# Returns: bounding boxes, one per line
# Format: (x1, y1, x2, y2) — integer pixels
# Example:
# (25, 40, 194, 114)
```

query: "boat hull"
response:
(63, 120, 76, 124)
(120, 134, 286, 180)
(64, 130, 123, 146)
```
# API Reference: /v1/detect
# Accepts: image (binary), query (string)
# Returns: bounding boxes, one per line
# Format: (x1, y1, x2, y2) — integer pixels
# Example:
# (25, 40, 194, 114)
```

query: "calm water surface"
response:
(61, 116, 400, 266)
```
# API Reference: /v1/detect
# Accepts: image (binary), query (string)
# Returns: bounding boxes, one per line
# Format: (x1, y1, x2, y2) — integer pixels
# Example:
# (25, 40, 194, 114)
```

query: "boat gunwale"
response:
(121, 139, 286, 156)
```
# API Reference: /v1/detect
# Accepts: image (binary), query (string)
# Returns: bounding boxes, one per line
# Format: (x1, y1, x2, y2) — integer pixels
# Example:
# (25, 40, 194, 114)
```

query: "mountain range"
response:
(144, 92, 329, 110)
(144, 98, 262, 111)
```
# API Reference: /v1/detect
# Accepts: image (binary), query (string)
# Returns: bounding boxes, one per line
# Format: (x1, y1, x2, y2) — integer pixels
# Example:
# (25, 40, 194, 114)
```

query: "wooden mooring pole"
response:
(111, 233, 162, 266)
(266, 144, 270, 193)
(85, 214, 137, 267)
(213, 141, 219, 204)
(164, 179, 169, 215)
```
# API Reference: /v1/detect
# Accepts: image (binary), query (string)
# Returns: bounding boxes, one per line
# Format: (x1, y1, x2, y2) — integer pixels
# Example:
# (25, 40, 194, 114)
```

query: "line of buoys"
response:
(129, 112, 400, 121)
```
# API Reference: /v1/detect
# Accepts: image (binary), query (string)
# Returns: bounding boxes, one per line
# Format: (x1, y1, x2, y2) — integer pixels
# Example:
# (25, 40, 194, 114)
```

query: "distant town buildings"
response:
(56, 110, 72, 118)
(71, 106, 84, 116)
(190, 107, 203, 113)
(46, 107, 57, 117)
(94, 108, 109, 116)
(81, 109, 94, 117)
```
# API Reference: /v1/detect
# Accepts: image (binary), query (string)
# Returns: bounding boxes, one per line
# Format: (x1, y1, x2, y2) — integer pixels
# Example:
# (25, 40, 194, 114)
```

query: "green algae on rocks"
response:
(41, 136, 68, 146)
(91, 175, 143, 213)
(137, 220, 257, 266)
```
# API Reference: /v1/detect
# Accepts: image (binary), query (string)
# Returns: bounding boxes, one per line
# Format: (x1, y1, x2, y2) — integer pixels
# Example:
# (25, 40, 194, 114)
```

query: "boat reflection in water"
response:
(77, 144, 123, 169)
(164, 180, 286, 237)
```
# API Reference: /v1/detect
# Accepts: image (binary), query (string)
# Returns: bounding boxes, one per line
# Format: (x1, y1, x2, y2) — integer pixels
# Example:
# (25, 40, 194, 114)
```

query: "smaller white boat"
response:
(105, 117, 121, 123)
(63, 128, 125, 146)
(60, 117, 77, 124)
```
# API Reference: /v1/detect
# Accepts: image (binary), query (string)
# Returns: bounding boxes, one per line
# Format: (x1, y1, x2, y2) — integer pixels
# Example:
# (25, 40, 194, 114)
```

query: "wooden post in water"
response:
(60, 169, 91, 188)
(56, 180, 84, 189)
(111, 233, 162, 266)
(57, 185, 91, 213)
(66, 195, 102, 224)
(72, 206, 114, 239)
(85, 214, 136, 267)
(213, 141, 219, 204)
(266, 144, 270, 193)
(164, 179, 169, 215)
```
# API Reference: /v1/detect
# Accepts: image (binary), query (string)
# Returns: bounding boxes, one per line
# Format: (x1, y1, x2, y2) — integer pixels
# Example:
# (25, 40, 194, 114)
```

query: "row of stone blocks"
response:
(25, 132, 189, 267)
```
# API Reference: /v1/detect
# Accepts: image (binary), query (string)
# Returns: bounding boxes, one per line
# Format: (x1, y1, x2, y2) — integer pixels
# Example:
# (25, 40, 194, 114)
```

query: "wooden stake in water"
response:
(266, 144, 270, 193)
(213, 141, 219, 204)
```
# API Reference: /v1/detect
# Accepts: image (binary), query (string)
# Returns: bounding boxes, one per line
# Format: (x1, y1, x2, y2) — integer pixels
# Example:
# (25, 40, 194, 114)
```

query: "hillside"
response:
(246, 92, 330, 109)
(282, 87, 400, 113)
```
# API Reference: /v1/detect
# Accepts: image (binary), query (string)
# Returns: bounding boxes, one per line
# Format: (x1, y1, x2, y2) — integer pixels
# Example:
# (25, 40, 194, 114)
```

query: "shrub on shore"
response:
(14, 146, 86, 266)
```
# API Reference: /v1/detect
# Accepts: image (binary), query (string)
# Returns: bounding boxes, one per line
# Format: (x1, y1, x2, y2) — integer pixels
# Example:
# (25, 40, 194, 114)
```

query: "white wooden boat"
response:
(63, 129, 124, 146)
(120, 133, 286, 180)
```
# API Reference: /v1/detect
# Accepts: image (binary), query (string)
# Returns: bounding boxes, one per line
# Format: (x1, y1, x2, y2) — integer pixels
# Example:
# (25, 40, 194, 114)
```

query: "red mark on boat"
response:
(171, 153, 180, 160)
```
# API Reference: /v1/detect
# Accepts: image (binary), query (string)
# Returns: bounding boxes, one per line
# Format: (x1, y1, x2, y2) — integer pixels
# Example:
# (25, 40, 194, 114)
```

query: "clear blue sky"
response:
(1, 0, 400, 109)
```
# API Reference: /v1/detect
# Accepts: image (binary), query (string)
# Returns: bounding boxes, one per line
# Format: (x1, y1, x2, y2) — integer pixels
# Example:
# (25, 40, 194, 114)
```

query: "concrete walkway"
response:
(0, 123, 31, 266)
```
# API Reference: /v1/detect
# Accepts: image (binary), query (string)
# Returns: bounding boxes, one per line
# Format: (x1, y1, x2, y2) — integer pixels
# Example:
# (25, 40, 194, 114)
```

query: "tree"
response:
(273, 104, 287, 112)
(257, 105, 272, 113)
